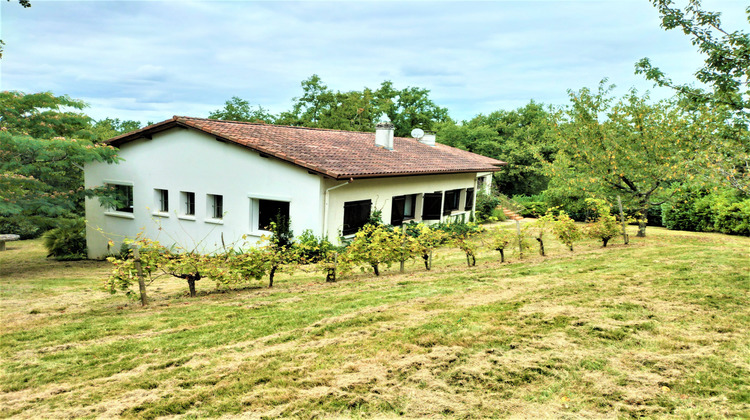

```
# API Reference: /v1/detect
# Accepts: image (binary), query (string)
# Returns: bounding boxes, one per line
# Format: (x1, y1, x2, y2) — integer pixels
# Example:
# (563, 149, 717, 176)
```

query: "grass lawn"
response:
(1, 223, 748, 418)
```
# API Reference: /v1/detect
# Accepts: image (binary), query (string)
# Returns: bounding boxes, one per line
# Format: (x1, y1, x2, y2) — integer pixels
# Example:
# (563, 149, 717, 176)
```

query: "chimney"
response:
(420, 131, 436, 147)
(375, 122, 394, 150)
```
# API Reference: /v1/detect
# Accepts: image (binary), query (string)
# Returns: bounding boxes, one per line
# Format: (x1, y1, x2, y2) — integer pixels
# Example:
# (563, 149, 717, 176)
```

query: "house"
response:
(84, 116, 505, 258)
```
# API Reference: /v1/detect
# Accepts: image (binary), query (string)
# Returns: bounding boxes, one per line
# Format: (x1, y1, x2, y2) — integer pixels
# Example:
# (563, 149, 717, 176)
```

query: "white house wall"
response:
(85, 128, 323, 258)
(324, 173, 479, 243)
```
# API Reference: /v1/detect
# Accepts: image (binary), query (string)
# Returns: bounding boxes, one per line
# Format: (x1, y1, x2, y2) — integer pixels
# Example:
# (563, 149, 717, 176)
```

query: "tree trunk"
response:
(372, 264, 380, 276)
(422, 253, 430, 270)
(637, 202, 648, 237)
(602, 237, 610, 247)
(132, 247, 148, 306)
(617, 195, 629, 245)
(536, 237, 545, 256)
(568, 243, 574, 252)
(499, 248, 505, 263)
(187, 277, 196, 297)
(326, 252, 337, 282)
(269, 265, 277, 288)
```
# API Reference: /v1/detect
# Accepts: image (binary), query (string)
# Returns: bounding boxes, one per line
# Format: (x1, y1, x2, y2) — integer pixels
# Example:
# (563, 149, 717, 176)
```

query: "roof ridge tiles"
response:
(174, 115, 417, 139)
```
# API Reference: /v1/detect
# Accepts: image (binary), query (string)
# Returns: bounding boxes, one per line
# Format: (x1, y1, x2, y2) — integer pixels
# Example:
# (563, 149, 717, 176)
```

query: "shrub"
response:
(0, 217, 44, 239)
(475, 189, 500, 222)
(42, 218, 86, 259)
(295, 229, 334, 264)
(585, 199, 620, 247)
(715, 200, 750, 236)
(553, 211, 583, 251)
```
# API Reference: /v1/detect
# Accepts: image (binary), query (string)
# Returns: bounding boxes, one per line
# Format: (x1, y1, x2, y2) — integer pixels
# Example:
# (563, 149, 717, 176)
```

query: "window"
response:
(443, 189, 461, 215)
(343, 199, 371, 235)
(207, 194, 223, 219)
(155, 189, 169, 213)
(258, 199, 289, 231)
(465, 188, 474, 211)
(181, 191, 195, 216)
(111, 184, 133, 213)
(422, 192, 442, 220)
(390, 194, 417, 226)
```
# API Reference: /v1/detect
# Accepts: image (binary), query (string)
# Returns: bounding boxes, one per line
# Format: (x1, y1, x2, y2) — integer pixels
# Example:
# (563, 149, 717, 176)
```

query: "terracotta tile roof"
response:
(107, 116, 506, 179)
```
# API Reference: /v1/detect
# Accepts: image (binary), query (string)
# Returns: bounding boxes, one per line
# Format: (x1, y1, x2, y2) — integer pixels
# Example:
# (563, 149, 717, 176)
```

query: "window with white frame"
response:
(107, 183, 133, 213)
(154, 189, 169, 213)
(257, 199, 289, 231)
(207, 194, 224, 219)
(391, 194, 417, 226)
(180, 191, 195, 216)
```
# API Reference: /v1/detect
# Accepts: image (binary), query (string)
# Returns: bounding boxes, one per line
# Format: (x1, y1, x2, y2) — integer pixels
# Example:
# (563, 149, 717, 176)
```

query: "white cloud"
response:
(1, 0, 746, 124)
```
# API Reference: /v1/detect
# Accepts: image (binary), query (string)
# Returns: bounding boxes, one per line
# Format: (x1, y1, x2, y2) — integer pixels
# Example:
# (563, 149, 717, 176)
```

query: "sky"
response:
(1, 0, 747, 125)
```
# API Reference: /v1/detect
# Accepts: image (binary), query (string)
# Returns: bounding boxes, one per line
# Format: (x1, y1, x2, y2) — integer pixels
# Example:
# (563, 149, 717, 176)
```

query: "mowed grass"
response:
(1, 223, 748, 418)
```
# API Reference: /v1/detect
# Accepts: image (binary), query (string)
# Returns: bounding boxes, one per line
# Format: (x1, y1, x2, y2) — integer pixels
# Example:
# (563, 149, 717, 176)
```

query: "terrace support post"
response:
(618, 195, 629, 245)
(132, 247, 148, 307)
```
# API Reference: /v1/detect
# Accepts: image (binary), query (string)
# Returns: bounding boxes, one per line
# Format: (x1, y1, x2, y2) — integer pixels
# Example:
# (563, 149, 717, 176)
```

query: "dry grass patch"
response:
(1, 228, 749, 418)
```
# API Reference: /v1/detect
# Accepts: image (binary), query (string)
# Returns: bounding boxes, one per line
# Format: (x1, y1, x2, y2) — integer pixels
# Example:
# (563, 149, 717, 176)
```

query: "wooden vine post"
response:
(516, 219, 523, 259)
(132, 246, 148, 307)
(617, 195, 629, 245)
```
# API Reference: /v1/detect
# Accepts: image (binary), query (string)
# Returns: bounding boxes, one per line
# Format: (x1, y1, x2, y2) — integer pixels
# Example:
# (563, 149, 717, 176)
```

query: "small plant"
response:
(585, 198, 620, 247)
(489, 227, 515, 262)
(553, 211, 583, 251)
(406, 223, 447, 270)
(42, 218, 87, 260)
(435, 222, 484, 267)
(527, 212, 556, 256)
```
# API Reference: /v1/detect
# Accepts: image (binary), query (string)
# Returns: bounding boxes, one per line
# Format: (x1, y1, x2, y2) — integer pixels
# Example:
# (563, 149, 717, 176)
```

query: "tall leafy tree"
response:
(374, 81, 450, 137)
(545, 82, 689, 237)
(91, 118, 142, 142)
(438, 101, 555, 196)
(276, 75, 449, 136)
(208, 96, 276, 124)
(635, 0, 750, 195)
(0, 91, 120, 236)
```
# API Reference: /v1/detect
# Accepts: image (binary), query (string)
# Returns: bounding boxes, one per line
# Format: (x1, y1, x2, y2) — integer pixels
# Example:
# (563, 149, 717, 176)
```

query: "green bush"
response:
(42, 218, 87, 259)
(661, 187, 749, 236)
(295, 229, 335, 263)
(715, 200, 750, 236)
(475, 189, 500, 222)
(0, 217, 44, 239)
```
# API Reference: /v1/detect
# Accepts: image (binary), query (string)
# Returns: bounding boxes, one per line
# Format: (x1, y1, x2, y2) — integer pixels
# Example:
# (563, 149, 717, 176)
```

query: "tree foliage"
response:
(217, 75, 449, 137)
(636, 1, 750, 195)
(0, 91, 123, 235)
(437, 101, 555, 196)
(208, 96, 276, 124)
(545, 82, 688, 237)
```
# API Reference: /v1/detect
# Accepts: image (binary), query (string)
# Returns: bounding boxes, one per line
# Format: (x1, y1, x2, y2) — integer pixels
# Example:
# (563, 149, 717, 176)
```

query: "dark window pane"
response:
(160, 189, 169, 212)
(114, 185, 133, 213)
(213, 195, 223, 219)
(259, 199, 289, 230)
(186, 192, 195, 216)
(465, 188, 474, 211)
(422, 193, 442, 220)
(404, 194, 416, 219)
(391, 196, 405, 226)
(343, 199, 371, 235)
(443, 189, 460, 215)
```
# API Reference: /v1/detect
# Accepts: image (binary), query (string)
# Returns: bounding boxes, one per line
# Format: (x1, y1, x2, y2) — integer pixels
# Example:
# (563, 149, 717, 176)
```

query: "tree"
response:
(437, 101, 556, 196)
(0, 91, 120, 235)
(635, 1, 750, 195)
(374, 81, 450, 137)
(208, 96, 276, 124)
(275, 75, 449, 136)
(91, 118, 142, 142)
(545, 82, 687, 237)
(0, 91, 95, 139)
(585, 199, 621, 247)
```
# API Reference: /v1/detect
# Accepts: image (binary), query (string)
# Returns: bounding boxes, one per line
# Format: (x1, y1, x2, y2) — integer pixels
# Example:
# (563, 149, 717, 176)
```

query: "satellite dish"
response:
(411, 128, 425, 139)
